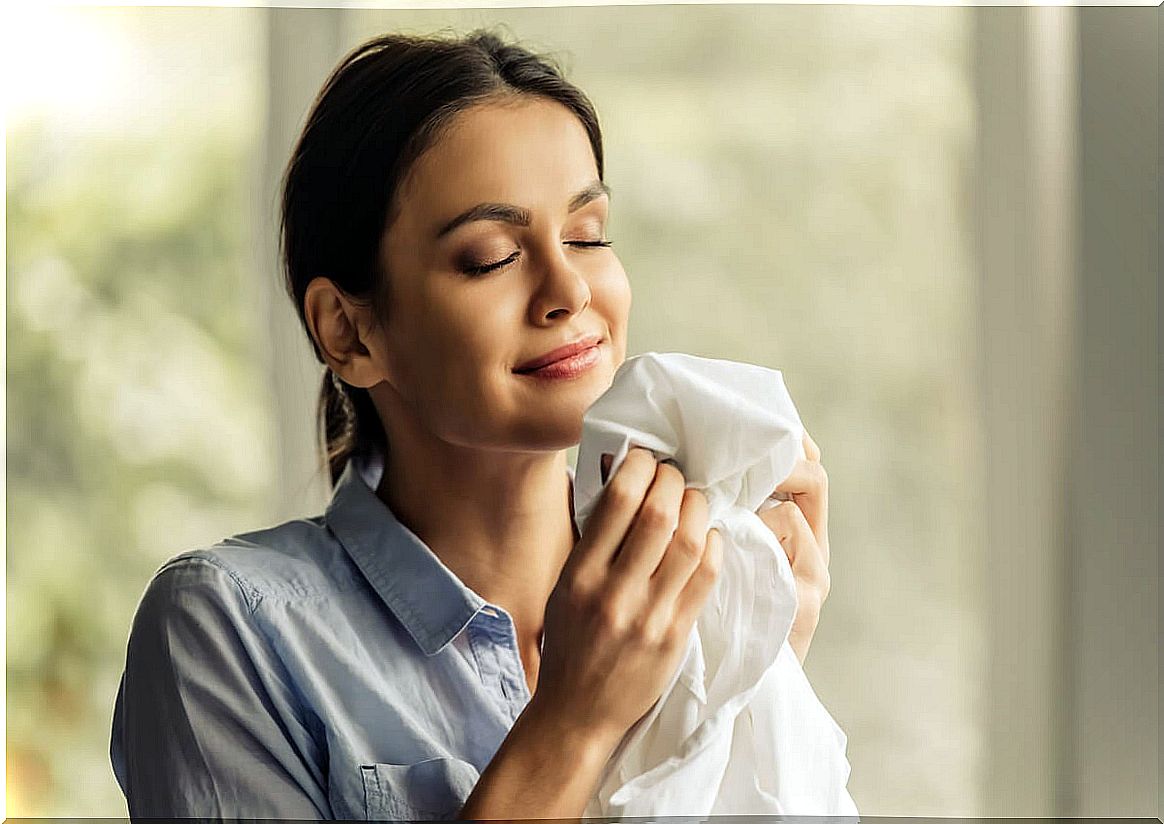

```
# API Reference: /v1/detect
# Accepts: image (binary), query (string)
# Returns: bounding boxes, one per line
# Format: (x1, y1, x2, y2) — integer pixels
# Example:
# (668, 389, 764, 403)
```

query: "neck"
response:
(375, 433, 578, 641)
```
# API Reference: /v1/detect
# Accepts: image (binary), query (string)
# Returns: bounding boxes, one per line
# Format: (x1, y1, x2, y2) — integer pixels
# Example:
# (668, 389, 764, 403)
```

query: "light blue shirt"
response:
(110, 448, 574, 820)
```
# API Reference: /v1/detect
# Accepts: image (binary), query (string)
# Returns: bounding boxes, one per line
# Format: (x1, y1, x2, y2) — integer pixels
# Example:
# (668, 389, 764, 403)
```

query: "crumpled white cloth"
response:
(573, 352, 859, 817)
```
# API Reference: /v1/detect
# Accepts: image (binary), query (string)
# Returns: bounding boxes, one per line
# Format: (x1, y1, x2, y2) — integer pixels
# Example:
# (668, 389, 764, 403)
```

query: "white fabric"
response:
(572, 352, 859, 817)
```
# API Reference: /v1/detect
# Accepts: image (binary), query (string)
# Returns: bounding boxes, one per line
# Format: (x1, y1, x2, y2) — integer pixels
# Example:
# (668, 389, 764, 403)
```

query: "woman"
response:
(110, 28, 832, 820)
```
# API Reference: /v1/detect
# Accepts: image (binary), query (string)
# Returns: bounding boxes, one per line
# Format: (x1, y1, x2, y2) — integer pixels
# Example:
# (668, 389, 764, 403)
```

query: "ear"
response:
(303, 276, 388, 390)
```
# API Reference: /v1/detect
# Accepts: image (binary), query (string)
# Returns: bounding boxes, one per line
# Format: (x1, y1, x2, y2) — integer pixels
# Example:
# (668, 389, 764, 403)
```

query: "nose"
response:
(529, 243, 592, 324)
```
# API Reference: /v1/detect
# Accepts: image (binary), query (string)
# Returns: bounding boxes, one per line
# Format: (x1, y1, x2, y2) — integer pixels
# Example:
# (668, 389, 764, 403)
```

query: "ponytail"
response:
(317, 368, 387, 490)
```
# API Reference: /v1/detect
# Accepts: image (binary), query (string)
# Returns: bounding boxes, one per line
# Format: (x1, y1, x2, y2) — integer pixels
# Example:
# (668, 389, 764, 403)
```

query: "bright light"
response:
(1, 5, 134, 128)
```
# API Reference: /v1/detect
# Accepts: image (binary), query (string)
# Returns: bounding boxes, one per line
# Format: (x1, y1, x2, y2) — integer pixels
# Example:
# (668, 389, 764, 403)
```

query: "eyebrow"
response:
(435, 180, 611, 239)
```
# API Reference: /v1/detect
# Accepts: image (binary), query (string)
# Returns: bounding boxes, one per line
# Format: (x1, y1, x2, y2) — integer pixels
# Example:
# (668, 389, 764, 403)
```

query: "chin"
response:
(543, 405, 586, 441)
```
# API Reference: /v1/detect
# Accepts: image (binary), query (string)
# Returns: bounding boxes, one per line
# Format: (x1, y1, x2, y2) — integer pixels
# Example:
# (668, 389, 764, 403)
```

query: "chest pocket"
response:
(360, 756, 481, 821)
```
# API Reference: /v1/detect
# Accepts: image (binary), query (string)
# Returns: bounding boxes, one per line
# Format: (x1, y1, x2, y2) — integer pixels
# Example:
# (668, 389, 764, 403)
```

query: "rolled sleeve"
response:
(110, 556, 330, 818)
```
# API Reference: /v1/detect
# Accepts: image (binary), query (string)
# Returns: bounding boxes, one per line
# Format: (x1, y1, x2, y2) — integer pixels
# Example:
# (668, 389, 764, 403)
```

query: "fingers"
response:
(570, 448, 661, 578)
(803, 430, 821, 462)
(668, 527, 723, 630)
(770, 457, 829, 564)
(610, 460, 690, 582)
(643, 485, 711, 603)
(758, 500, 830, 600)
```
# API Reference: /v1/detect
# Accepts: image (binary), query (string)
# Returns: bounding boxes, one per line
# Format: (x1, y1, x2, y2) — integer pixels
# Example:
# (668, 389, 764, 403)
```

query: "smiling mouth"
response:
(513, 334, 604, 374)
(513, 341, 603, 379)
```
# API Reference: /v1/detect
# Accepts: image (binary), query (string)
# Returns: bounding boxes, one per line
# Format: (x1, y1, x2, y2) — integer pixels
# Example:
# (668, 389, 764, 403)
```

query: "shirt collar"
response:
(324, 447, 576, 657)
(325, 448, 486, 657)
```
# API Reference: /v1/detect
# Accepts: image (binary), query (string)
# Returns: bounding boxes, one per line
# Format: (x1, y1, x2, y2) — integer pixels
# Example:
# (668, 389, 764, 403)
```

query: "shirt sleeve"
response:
(109, 556, 331, 818)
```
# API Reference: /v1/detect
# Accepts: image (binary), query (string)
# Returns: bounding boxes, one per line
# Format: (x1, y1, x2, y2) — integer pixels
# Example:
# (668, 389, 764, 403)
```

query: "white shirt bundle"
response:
(573, 352, 859, 817)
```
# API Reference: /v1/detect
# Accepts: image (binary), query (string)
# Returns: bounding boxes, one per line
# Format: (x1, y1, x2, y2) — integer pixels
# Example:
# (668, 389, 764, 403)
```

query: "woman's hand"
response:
(466, 451, 723, 821)
(533, 448, 723, 751)
(758, 431, 830, 666)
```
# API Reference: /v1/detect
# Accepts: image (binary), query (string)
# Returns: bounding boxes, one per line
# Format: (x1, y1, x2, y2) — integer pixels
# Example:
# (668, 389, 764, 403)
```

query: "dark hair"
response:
(279, 28, 606, 491)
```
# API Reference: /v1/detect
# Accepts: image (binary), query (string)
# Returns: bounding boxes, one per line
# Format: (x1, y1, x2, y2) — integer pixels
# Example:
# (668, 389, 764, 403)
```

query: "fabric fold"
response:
(573, 352, 859, 817)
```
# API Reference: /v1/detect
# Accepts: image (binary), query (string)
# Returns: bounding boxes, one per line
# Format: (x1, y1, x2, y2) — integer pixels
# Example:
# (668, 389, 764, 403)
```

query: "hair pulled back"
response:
(279, 28, 605, 490)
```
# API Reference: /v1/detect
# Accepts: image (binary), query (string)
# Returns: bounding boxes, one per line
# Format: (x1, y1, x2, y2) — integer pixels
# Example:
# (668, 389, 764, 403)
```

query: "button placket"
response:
(476, 605, 532, 720)
(495, 615, 532, 719)
(466, 612, 510, 715)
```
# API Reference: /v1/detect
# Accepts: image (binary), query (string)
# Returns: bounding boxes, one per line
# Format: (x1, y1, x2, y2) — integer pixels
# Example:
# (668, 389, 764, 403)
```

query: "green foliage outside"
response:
(7, 10, 269, 813)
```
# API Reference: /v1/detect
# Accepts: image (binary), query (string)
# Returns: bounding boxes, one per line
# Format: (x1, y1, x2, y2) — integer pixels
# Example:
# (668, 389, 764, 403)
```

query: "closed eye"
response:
(460, 251, 519, 277)
(460, 240, 613, 277)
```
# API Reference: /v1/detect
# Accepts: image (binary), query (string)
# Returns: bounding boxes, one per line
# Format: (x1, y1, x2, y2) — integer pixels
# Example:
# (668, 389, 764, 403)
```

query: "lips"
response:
(514, 334, 602, 373)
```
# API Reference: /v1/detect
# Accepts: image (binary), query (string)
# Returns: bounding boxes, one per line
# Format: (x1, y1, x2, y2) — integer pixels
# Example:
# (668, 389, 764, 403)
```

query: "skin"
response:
(303, 95, 831, 698)
(764, 430, 831, 663)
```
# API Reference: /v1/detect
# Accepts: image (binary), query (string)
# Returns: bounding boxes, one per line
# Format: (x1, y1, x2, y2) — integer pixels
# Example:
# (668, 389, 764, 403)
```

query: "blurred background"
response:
(4, 2, 1158, 818)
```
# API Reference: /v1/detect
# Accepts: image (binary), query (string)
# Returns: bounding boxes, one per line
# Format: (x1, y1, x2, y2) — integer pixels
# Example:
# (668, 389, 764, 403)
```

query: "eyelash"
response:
(460, 240, 613, 277)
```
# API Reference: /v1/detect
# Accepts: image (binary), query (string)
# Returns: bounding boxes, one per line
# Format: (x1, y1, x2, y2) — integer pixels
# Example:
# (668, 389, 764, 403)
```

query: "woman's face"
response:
(371, 96, 631, 453)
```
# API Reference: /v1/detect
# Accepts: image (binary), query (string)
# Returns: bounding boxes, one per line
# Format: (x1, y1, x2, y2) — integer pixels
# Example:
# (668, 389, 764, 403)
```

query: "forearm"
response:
(458, 698, 620, 821)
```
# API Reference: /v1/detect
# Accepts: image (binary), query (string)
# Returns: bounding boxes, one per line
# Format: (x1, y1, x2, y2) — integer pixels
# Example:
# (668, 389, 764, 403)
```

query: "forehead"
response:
(395, 97, 600, 225)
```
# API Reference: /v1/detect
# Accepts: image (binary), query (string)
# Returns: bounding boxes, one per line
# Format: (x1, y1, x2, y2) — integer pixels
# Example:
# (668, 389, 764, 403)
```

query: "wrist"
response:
(457, 697, 622, 821)
(518, 695, 622, 766)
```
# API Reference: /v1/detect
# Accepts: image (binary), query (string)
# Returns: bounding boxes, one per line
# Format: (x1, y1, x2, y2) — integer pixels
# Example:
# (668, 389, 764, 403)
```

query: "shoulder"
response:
(145, 514, 362, 613)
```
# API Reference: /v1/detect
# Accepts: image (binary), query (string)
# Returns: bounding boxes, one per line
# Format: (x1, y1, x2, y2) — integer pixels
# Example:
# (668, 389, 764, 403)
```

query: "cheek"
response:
(593, 261, 632, 333)
(440, 291, 524, 366)
(404, 294, 518, 420)
(387, 302, 476, 401)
